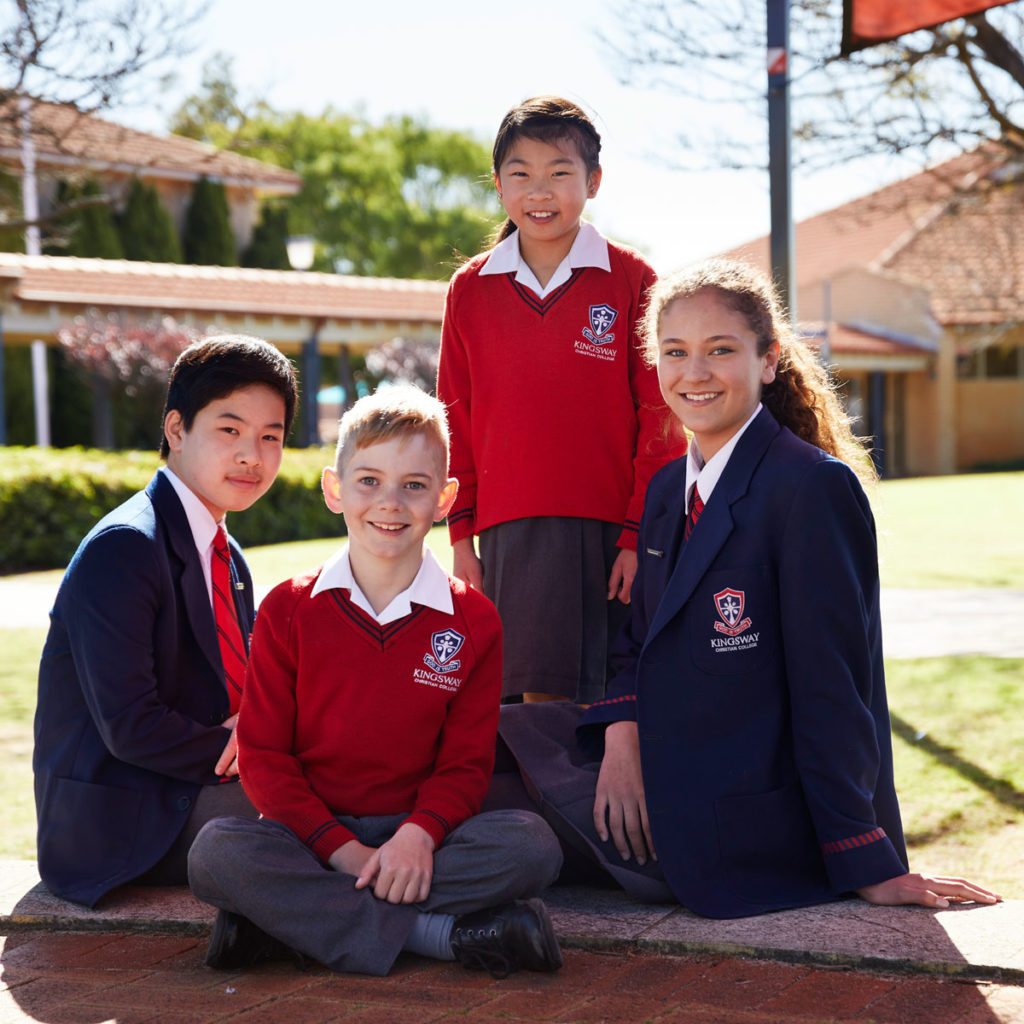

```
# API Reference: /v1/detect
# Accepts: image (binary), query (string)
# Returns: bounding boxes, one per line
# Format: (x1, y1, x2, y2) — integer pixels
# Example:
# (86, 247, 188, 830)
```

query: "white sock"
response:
(402, 911, 456, 961)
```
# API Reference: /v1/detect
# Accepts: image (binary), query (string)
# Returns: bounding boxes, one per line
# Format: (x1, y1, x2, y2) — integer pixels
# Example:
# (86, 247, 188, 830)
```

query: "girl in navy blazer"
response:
(499, 259, 999, 917)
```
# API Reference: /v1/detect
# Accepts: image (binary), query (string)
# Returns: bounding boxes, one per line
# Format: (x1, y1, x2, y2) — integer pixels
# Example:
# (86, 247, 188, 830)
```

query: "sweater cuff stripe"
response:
(420, 809, 451, 836)
(306, 820, 345, 847)
(822, 827, 887, 856)
(590, 694, 637, 707)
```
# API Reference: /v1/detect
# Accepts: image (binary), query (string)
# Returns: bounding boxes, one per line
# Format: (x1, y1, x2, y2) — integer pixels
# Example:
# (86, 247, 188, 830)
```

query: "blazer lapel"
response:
(640, 486, 687, 600)
(643, 408, 780, 647)
(148, 473, 222, 680)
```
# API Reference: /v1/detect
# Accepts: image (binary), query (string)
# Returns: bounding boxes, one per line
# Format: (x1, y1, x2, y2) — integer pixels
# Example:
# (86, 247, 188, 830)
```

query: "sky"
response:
(112, 0, 913, 274)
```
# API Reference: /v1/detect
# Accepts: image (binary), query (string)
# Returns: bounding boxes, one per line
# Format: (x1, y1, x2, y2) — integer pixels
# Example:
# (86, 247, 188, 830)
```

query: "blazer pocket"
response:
(40, 777, 142, 881)
(688, 565, 775, 676)
(715, 782, 828, 905)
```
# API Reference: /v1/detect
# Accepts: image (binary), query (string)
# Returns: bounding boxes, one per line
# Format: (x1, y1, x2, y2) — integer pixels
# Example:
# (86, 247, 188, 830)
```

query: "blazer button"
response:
(177, 796, 191, 811)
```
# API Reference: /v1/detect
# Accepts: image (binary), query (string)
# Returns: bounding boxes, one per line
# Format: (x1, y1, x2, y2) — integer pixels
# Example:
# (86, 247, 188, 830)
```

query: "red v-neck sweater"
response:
(236, 569, 502, 864)
(437, 238, 686, 550)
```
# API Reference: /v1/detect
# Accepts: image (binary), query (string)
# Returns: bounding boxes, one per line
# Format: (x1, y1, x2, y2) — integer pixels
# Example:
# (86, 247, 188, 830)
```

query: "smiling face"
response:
(322, 431, 457, 583)
(657, 289, 779, 461)
(164, 383, 286, 521)
(494, 134, 601, 268)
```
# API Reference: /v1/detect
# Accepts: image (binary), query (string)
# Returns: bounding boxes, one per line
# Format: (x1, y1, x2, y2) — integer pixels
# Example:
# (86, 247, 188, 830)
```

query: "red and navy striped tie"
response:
(684, 485, 704, 542)
(212, 525, 246, 714)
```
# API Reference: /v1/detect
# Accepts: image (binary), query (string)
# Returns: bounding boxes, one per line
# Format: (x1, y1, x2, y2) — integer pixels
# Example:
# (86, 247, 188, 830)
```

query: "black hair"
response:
(490, 96, 602, 246)
(159, 334, 298, 458)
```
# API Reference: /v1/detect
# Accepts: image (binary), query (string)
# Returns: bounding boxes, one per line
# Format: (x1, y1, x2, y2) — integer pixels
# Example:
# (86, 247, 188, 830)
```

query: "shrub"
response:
(0, 446, 344, 574)
(119, 177, 182, 263)
(183, 176, 236, 266)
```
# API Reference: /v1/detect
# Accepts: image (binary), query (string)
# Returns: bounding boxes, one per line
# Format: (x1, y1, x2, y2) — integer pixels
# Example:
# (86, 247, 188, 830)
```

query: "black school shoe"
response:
(205, 909, 306, 970)
(450, 898, 562, 978)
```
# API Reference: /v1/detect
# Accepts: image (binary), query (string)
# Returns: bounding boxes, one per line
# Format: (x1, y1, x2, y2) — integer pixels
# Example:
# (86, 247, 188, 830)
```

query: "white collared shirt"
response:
(479, 221, 610, 299)
(684, 404, 764, 514)
(160, 465, 222, 607)
(310, 544, 454, 625)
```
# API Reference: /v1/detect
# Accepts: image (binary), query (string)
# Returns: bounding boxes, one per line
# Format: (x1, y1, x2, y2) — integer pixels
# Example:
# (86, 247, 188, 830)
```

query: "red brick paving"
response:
(2, 930, 1023, 1024)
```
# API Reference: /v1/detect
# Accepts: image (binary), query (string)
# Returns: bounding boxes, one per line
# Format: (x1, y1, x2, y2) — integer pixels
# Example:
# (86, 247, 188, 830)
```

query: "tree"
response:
(118, 176, 181, 262)
(46, 178, 123, 258)
(182, 175, 236, 266)
(57, 310, 203, 448)
(608, 1, 1024, 173)
(364, 337, 440, 393)
(171, 62, 500, 280)
(0, 0, 205, 239)
(242, 203, 290, 269)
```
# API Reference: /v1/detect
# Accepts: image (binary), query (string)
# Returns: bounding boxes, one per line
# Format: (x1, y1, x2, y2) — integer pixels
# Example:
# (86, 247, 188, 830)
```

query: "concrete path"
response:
(4, 578, 1022, 658)
(2, 860, 1023, 1023)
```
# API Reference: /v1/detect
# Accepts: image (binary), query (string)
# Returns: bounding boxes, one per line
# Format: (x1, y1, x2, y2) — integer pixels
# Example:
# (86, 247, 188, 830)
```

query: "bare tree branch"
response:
(605, 0, 1024, 172)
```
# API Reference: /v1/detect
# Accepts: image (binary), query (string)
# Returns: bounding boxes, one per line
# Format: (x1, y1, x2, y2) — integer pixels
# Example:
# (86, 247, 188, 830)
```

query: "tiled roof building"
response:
(722, 145, 1024, 475)
(0, 101, 300, 252)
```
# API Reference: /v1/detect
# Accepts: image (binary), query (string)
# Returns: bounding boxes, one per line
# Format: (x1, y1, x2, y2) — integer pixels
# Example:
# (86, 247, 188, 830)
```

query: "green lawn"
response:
(874, 471, 1024, 588)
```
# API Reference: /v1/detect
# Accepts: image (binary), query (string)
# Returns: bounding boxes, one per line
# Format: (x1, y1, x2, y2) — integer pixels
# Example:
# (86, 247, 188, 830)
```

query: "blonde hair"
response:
(335, 384, 449, 475)
(642, 259, 877, 485)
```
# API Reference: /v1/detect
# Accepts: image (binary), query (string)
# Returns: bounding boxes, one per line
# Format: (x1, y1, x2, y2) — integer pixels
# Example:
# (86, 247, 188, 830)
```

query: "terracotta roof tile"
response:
(720, 146, 1020, 325)
(882, 176, 1024, 324)
(0, 254, 446, 322)
(0, 101, 300, 193)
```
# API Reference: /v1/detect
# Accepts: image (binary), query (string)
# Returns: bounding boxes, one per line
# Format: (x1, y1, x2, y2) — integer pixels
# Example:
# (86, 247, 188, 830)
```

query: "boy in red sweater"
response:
(188, 385, 563, 978)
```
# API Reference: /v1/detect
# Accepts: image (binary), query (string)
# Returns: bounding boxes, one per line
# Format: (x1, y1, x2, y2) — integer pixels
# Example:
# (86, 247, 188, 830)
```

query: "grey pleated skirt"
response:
(479, 516, 630, 704)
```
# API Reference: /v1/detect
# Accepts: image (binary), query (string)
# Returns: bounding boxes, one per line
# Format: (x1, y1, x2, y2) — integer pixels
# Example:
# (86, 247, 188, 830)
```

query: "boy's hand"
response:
(214, 714, 240, 777)
(328, 839, 377, 878)
(594, 720, 654, 864)
(857, 873, 1001, 909)
(607, 549, 637, 605)
(355, 822, 435, 904)
(452, 538, 484, 591)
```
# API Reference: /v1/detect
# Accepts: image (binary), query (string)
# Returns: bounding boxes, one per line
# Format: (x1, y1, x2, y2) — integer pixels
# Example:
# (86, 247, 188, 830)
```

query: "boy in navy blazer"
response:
(33, 335, 297, 907)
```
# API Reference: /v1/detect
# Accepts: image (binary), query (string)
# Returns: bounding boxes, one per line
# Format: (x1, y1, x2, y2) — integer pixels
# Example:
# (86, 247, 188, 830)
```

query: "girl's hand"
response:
(857, 873, 1002, 909)
(594, 720, 655, 863)
(356, 823, 435, 904)
(452, 538, 484, 591)
(607, 549, 637, 605)
(214, 714, 239, 776)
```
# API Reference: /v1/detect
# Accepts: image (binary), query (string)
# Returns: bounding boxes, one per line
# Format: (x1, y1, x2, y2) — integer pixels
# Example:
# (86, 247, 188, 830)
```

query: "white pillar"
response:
(20, 95, 51, 447)
(31, 340, 50, 447)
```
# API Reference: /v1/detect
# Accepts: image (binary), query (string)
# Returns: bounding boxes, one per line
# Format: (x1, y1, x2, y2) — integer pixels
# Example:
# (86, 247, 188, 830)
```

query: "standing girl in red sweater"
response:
(437, 96, 685, 704)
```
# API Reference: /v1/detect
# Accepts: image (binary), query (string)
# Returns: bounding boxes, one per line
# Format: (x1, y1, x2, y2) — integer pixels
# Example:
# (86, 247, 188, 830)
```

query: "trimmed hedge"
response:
(0, 446, 345, 574)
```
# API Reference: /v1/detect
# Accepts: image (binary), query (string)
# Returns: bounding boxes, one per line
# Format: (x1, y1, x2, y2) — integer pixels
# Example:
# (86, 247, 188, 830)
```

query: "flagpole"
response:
(767, 0, 795, 322)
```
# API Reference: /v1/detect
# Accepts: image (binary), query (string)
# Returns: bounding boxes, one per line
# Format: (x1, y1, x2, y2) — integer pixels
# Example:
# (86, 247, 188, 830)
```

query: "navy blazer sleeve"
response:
(63, 523, 230, 780)
(778, 460, 907, 892)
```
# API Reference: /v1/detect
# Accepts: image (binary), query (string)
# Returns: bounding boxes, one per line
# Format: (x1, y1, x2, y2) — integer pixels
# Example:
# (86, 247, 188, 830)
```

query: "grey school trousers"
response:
(188, 808, 562, 976)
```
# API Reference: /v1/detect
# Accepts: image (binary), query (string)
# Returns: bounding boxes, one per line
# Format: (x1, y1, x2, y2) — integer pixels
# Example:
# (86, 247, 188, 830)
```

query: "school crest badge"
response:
(713, 588, 752, 637)
(582, 303, 618, 344)
(423, 629, 465, 673)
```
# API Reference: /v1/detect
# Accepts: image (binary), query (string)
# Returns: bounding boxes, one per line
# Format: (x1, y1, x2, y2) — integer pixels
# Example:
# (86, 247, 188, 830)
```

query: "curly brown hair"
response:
(641, 259, 876, 485)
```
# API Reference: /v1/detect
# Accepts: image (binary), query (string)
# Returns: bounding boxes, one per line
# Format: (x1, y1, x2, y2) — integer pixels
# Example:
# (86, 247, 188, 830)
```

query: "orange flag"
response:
(842, 0, 1016, 53)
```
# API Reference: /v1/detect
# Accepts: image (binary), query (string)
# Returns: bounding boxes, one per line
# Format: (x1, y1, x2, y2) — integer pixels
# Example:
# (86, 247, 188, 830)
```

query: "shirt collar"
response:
(479, 221, 610, 297)
(684, 404, 763, 511)
(160, 465, 221, 555)
(310, 543, 454, 625)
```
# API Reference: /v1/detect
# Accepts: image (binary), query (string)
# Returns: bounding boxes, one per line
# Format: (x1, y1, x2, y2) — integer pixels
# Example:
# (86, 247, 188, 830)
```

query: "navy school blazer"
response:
(33, 471, 254, 906)
(580, 406, 909, 918)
